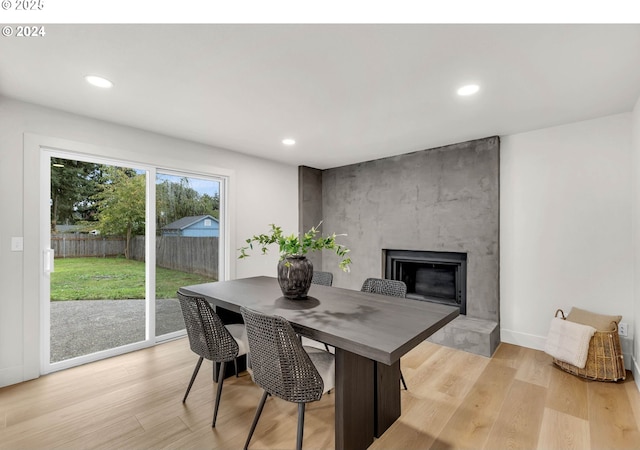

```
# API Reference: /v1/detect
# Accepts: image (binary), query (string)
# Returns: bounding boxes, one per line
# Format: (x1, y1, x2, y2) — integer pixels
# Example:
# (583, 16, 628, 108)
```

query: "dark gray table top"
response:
(180, 276, 459, 365)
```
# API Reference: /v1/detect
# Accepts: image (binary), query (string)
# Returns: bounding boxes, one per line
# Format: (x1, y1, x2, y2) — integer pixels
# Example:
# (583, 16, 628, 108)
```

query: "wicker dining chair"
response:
(360, 278, 409, 390)
(306, 271, 334, 351)
(177, 291, 248, 427)
(240, 307, 335, 450)
(361, 277, 407, 297)
(311, 270, 333, 286)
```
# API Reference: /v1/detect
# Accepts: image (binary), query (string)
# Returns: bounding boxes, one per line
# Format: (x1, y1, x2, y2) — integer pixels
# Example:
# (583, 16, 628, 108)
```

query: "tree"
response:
(201, 193, 220, 219)
(94, 167, 146, 259)
(50, 158, 102, 232)
(156, 178, 220, 231)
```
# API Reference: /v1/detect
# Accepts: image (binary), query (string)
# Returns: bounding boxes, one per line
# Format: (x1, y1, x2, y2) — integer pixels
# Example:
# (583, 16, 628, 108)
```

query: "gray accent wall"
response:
(316, 136, 500, 324)
(299, 166, 324, 268)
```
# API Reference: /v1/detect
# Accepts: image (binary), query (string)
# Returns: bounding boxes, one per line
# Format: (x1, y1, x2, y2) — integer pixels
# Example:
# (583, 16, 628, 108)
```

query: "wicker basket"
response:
(552, 309, 626, 382)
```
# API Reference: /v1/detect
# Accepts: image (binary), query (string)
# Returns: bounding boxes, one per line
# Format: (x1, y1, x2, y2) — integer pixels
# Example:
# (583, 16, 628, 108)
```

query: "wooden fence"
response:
(52, 235, 219, 278)
(52, 235, 125, 258)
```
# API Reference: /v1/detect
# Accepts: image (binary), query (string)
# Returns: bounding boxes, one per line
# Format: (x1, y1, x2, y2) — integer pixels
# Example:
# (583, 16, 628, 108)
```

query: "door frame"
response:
(42, 148, 157, 374)
(23, 133, 230, 377)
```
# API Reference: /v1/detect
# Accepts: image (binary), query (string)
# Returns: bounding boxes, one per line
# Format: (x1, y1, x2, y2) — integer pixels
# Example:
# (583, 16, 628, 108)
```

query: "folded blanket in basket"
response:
(544, 317, 596, 368)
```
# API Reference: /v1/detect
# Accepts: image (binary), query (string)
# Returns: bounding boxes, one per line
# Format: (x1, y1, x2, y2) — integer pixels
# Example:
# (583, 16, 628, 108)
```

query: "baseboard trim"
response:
(500, 328, 546, 351)
(0, 365, 25, 388)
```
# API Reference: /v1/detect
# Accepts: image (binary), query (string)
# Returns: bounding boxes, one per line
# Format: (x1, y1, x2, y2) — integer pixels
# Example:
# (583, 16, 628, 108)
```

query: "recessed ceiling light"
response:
(85, 75, 113, 89)
(282, 138, 296, 146)
(457, 84, 480, 96)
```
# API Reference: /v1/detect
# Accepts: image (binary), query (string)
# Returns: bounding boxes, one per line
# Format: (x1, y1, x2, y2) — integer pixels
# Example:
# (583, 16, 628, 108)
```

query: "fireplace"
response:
(384, 250, 467, 315)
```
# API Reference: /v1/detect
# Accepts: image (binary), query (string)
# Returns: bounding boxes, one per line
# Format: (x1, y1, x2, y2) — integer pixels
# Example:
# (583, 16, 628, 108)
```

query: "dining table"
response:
(179, 276, 459, 450)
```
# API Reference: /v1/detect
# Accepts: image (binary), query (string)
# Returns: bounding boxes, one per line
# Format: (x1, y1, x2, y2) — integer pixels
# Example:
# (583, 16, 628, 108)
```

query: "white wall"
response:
(2, 96, 637, 389)
(632, 96, 640, 388)
(500, 113, 634, 366)
(0, 97, 298, 387)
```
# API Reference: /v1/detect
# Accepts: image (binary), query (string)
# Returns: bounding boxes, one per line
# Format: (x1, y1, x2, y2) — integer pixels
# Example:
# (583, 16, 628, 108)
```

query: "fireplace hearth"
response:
(384, 250, 467, 315)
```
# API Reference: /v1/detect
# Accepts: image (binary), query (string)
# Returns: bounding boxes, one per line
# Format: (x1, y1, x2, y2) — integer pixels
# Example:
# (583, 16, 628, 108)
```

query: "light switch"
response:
(11, 237, 23, 252)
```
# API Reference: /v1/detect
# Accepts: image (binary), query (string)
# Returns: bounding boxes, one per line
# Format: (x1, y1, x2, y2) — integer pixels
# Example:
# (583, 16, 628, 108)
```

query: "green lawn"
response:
(50, 257, 215, 301)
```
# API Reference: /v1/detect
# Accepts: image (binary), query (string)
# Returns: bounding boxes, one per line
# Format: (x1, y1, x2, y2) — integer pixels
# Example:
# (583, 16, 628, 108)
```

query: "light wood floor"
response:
(1, 338, 639, 449)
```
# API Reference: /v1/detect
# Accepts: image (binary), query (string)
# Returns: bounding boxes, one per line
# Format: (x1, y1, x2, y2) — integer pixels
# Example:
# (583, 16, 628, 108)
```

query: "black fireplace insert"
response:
(384, 249, 467, 315)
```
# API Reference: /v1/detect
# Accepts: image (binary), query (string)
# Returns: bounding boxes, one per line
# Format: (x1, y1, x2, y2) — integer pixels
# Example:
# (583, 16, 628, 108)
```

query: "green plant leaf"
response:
(237, 222, 352, 272)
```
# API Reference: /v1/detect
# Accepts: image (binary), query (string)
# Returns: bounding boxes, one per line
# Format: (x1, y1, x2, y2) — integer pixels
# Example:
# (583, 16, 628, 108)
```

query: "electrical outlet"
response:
(618, 322, 628, 337)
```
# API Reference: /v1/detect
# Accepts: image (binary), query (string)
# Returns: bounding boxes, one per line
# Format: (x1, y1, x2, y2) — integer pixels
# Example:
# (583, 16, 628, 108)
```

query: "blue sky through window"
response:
(156, 173, 219, 197)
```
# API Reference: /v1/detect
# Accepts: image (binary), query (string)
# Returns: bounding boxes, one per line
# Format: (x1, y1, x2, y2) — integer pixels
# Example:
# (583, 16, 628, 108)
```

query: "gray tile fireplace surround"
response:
(299, 136, 500, 357)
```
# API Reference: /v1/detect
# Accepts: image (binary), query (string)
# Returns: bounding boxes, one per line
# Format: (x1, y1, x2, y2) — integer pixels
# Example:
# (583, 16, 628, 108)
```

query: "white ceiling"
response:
(2, 24, 640, 169)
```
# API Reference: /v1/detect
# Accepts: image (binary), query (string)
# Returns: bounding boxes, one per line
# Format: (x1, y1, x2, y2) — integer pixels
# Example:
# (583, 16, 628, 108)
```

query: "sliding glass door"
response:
(154, 171, 222, 339)
(43, 150, 225, 372)
(46, 154, 150, 370)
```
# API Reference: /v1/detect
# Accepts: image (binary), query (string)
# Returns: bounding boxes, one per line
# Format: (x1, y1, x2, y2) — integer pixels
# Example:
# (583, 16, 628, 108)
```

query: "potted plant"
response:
(238, 223, 351, 299)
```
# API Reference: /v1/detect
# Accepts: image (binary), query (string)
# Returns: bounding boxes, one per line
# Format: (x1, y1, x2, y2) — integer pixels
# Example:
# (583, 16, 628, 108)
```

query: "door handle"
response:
(44, 248, 55, 273)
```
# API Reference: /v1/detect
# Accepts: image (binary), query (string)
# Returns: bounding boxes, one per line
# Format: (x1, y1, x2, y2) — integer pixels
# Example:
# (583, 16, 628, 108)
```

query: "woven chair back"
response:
(311, 271, 333, 286)
(361, 278, 407, 297)
(177, 292, 239, 363)
(240, 307, 324, 403)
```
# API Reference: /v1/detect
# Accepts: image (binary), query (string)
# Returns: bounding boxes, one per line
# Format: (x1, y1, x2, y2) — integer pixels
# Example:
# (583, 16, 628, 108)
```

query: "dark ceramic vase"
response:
(277, 255, 313, 299)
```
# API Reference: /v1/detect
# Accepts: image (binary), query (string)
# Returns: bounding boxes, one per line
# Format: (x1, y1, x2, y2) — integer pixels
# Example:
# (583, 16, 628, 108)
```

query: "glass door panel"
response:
(155, 172, 221, 338)
(49, 157, 148, 364)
